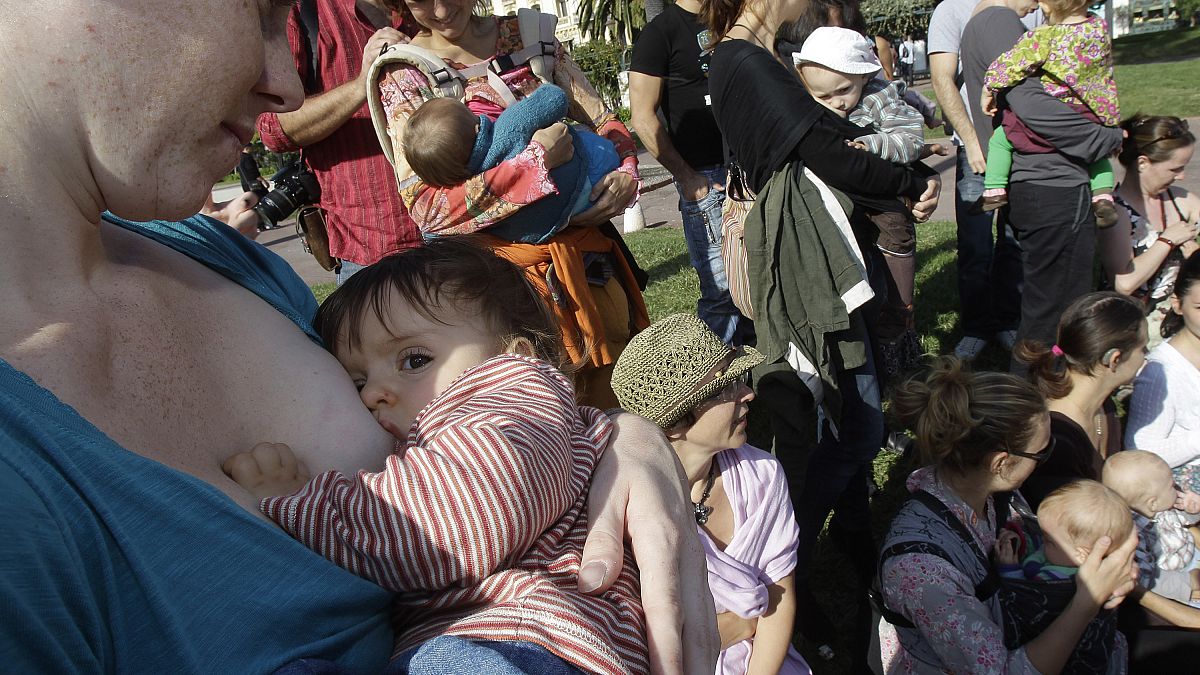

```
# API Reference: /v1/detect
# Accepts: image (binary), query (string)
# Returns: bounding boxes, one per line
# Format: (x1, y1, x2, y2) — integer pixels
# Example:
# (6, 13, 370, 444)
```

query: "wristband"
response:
(1157, 235, 1179, 251)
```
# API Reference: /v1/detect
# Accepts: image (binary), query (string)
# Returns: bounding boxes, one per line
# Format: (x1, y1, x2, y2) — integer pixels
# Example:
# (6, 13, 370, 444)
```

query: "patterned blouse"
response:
(877, 467, 1128, 674)
(984, 14, 1119, 126)
(376, 16, 639, 236)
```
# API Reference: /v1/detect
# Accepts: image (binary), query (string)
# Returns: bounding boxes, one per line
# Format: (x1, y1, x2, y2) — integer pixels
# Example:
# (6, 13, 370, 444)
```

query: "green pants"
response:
(984, 126, 1113, 195)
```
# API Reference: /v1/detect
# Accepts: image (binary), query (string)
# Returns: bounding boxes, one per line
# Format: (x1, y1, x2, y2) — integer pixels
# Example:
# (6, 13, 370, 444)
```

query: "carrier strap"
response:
(872, 490, 1011, 629)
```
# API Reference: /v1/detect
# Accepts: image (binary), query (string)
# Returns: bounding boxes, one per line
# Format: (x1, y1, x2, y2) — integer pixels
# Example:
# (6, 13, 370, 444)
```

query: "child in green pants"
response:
(982, 127, 1115, 226)
(979, 0, 1120, 228)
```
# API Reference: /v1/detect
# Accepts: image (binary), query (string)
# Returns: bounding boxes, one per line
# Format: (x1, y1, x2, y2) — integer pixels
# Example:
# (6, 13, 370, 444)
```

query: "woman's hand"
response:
(201, 191, 261, 239)
(1074, 530, 1138, 610)
(532, 123, 576, 169)
(570, 170, 638, 228)
(1162, 215, 1199, 247)
(581, 412, 719, 674)
(911, 175, 941, 223)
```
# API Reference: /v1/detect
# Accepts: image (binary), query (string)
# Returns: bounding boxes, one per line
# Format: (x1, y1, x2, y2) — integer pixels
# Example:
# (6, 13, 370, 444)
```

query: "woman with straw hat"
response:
(613, 314, 812, 675)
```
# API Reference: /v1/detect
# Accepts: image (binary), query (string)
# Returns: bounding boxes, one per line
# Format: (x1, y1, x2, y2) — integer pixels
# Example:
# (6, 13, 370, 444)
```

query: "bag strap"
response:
(297, 0, 321, 93)
(874, 490, 1008, 629)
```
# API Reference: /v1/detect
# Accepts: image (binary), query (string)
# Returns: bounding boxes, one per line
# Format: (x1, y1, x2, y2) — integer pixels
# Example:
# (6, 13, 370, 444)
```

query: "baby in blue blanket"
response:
(402, 84, 620, 244)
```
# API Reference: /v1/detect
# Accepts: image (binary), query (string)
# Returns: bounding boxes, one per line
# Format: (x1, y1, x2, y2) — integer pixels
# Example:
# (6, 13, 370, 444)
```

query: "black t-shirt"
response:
(708, 40, 926, 200)
(1021, 405, 1120, 510)
(629, 4, 724, 168)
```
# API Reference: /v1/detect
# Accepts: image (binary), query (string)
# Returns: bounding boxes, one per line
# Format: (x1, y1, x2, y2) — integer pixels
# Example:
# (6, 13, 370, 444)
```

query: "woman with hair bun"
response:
(1127, 251, 1200, 493)
(1014, 291, 1148, 508)
(878, 356, 1138, 674)
(1099, 115, 1200, 347)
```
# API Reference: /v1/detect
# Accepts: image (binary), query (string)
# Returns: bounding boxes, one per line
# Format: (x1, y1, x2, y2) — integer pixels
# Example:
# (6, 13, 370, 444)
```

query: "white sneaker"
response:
(954, 336, 988, 361)
(995, 330, 1019, 351)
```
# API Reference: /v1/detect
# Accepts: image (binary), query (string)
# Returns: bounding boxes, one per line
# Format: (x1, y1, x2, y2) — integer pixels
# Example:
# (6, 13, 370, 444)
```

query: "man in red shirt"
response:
(257, 0, 419, 283)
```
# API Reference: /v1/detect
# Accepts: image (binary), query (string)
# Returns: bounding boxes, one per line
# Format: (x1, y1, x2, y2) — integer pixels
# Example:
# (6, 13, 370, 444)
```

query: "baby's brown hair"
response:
(402, 98, 478, 188)
(314, 236, 563, 369)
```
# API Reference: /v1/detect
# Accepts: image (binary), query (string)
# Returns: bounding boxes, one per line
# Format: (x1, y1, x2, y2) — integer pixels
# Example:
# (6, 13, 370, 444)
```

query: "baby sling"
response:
(365, 8, 560, 175)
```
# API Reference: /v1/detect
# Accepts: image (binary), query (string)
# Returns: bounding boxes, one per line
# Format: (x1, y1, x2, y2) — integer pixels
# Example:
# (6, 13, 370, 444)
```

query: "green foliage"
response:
(616, 106, 632, 125)
(576, 0, 646, 43)
(571, 40, 626, 109)
(861, 0, 937, 37)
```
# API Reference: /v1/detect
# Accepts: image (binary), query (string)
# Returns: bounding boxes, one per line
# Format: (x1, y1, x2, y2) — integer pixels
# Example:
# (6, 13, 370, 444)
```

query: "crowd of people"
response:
(3, 0, 1199, 673)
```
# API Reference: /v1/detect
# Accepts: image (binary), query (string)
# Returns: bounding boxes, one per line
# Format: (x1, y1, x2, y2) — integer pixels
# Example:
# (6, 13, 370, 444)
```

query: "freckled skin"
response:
(0, 0, 385, 516)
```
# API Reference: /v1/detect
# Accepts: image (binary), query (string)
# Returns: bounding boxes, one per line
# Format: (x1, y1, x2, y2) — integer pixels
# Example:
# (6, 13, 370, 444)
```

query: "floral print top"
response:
(984, 14, 1119, 126)
(376, 15, 639, 236)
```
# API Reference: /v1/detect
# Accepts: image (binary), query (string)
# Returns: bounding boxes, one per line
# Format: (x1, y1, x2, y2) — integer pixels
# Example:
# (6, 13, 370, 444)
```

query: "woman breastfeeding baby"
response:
(612, 314, 812, 675)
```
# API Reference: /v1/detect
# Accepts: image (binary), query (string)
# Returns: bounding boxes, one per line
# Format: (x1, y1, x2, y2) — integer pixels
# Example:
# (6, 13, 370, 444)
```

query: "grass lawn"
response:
(1112, 25, 1200, 64)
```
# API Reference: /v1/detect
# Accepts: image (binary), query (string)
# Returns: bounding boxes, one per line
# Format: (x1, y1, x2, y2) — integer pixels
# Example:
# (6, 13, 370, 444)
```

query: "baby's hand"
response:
(981, 87, 997, 117)
(1176, 488, 1200, 515)
(845, 139, 869, 152)
(222, 442, 312, 499)
(994, 529, 1020, 566)
(920, 142, 951, 159)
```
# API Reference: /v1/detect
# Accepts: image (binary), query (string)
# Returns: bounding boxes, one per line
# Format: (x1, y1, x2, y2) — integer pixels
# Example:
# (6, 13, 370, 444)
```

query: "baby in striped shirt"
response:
(223, 237, 647, 675)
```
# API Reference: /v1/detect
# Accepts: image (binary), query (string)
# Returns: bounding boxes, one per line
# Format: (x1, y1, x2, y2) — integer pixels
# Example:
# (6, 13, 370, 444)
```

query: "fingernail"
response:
(578, 561, 608, 593)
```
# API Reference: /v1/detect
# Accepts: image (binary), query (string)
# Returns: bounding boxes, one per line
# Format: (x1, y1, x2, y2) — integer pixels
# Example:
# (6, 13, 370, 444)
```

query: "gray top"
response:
(928, 0, 1042, 140)
(1004, 81, 1124, 186)
(960, 7, 1027, 158)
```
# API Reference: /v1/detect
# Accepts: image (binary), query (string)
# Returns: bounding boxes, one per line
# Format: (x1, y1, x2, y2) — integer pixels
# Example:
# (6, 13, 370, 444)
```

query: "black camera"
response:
(255, 162, 321, 229)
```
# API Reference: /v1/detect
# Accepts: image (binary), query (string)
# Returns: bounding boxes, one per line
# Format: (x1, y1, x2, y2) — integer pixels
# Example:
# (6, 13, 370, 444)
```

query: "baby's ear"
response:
(504, 336, 536, 358)
(1073, 544, 1092, 566)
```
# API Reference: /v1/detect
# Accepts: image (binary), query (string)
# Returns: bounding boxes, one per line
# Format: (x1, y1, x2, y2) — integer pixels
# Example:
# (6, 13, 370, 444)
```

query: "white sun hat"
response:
(793, 26, 882, 75)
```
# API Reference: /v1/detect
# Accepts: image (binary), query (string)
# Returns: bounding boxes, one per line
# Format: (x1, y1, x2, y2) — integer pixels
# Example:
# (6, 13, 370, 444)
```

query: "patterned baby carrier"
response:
(874, 490, 1119, 674)
(365, 8, 559, 174)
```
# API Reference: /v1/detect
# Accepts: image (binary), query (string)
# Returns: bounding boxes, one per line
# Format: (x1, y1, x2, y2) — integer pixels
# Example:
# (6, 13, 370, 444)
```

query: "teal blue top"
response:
(0, 213, 392, 673)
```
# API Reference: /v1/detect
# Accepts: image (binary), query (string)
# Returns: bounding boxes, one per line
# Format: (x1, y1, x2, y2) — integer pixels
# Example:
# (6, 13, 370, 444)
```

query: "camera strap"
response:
(297, 0, 321, 93)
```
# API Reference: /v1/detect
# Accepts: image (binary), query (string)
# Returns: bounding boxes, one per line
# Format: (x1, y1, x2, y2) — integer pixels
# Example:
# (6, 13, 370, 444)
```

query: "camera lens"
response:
(254, 187, 299, 229)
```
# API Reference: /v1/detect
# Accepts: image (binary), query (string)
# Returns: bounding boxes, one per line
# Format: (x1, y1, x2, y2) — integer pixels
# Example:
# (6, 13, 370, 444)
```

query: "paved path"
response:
(214, 124, 1200, 287)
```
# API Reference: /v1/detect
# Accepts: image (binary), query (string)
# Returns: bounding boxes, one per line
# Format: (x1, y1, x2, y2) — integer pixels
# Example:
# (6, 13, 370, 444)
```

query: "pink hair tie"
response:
(1051, 345, 1065, 357)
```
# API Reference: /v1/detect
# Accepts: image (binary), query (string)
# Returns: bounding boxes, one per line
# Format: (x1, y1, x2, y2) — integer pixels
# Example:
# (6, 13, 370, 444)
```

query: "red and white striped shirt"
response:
(256, 0, 420, 266)
(261, 355, 647, 674)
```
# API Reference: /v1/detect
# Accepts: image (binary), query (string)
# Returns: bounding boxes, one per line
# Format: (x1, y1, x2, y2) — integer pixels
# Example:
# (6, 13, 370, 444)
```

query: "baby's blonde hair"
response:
(1040, 0, 1091, 19)
(1102, 450, 1173, 506)
(1039, 480, 1133, 551)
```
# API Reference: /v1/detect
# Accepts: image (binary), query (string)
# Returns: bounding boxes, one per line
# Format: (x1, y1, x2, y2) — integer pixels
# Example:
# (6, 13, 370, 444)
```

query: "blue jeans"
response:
(676, 165, 750, 345)
(954, 147, 1022, 339)
(274, 637, 586, 675)
(335, 260, 366, 287)
(390, 637, 586, 675)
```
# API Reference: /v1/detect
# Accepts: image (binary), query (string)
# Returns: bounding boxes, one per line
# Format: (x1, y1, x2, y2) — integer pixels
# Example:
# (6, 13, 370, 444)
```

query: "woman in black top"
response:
(701, 0, 940, 656)
(1014, 291, 1148, 508)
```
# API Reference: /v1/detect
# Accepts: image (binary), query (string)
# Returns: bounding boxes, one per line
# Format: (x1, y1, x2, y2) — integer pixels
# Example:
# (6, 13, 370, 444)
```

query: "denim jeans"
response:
(335, 260, 366, 287)
(676, 165, 749, 345)
(954, 147, 1023, 339)
(274, 637, 586, 675)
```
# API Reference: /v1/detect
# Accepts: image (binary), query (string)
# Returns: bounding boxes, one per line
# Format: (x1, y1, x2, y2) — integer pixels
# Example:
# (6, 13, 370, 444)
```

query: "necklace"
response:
(730, 22, 771, 53)
(692, 460, 719, 525)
